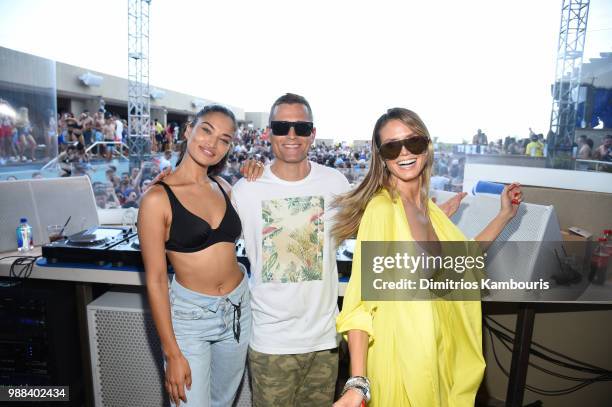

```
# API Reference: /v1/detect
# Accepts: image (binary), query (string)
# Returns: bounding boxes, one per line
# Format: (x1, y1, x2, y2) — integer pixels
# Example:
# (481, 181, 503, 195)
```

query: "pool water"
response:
(1, 154, 177, 183)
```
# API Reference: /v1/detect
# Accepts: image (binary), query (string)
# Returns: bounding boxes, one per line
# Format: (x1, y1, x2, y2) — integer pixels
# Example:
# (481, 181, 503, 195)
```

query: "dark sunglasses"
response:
(378, 135, 430, 160)
(270, 121, 314, 137)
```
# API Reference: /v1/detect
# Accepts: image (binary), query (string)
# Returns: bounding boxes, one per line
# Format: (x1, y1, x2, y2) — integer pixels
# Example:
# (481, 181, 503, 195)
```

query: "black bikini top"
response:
(157, 178, 241, 253)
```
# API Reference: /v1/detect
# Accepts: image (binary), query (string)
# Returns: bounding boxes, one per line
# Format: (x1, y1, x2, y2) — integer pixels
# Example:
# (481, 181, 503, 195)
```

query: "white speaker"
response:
(430, 190, 564, 285)
(87, 291, 252, 407)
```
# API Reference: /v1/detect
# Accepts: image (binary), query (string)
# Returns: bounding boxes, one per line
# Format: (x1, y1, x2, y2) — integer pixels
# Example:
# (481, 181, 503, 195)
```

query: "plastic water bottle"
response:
(16, 218, 33, 252)
(603, 230, 612, 276)
(589, 238, 609, 285)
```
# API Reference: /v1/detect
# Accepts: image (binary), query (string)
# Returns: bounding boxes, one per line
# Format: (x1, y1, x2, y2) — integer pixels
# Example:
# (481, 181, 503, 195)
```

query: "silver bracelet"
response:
(342, 376, 371, 402)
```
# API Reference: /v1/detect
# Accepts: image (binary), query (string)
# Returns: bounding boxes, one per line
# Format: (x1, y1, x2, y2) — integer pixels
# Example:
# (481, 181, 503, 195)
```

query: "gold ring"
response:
(256, 161, 264, 167)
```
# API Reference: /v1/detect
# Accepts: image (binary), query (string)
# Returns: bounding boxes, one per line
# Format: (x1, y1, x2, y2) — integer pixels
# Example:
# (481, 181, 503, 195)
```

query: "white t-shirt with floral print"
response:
(233, 161, 350, 354)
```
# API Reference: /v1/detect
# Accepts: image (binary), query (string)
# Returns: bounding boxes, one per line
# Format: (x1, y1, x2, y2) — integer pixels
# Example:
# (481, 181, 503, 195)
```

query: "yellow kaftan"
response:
(336, 189, 485, 407)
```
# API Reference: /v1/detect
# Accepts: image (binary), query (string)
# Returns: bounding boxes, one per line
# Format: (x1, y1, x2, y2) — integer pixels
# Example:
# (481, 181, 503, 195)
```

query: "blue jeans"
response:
(167, 265, 251, 407)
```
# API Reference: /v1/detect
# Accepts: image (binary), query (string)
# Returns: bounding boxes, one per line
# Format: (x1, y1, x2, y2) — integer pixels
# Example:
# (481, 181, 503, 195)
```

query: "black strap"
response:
(158, 178, 228, 207)
(227, 298, 241, 343)
(156, 181, 179, 209)
(210, 177, 229, 202)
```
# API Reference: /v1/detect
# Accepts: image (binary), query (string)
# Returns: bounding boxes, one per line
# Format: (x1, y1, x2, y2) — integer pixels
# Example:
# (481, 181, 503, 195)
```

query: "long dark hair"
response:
(176, 105, 237, 175)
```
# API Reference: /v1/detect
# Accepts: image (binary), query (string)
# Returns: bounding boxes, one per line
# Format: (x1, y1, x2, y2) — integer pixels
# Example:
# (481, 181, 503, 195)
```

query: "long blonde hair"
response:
(331, 108, 434, 244)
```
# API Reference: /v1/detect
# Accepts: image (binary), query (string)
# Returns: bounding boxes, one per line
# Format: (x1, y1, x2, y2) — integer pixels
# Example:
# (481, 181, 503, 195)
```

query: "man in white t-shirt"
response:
(114, 115, 124, 142)
(233, 93, 349, 406)
(158, 149, 173, 171)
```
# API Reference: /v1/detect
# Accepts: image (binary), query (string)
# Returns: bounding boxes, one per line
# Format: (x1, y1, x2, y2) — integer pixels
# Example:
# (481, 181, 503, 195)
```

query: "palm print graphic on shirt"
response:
(261, 196, 324, 283)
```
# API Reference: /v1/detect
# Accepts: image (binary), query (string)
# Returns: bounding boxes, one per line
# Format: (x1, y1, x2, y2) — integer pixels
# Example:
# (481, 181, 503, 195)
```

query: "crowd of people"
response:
(90, 150, 177, 209)
(0, 98, 184, 164)
(465, 128, 548, 157)
(54, 123, 612, 210)
(430, 153, 466, 192)
(0, 102, 468, 207)
(221, 128, 373, 185)
(54, 110, 181, 158)
(92, 138, 376, 209)
(577, 134, 612, 161)
(2, 94, 610, 167)
(0, 104, 40, 163)
(2, 99, 610, 202)
(466, 127, 612, 161)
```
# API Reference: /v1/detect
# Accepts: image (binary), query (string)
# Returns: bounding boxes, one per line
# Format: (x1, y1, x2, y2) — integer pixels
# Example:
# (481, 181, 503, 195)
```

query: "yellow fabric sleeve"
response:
(336, 194, 393, 341)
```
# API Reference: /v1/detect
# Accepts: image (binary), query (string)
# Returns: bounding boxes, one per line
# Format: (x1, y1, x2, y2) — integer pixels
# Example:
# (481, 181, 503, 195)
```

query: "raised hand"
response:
(499, 182, 522, 221)
(239, 159, 265, 181)
(151, 166, 172, 185)
(436, 192, 467, 218)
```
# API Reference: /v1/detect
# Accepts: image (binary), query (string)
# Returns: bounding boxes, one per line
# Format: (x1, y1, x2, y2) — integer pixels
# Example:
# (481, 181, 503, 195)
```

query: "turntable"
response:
(42, 226, 143, 267)
(42, 227, 251, 270)
(42, 227, 344, 271)
(64, 227, 130, 246)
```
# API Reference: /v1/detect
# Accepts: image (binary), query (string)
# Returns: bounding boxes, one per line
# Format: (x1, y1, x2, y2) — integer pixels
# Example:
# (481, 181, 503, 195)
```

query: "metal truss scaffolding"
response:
(549, 0, 590, 157)
(127, 0, 151, 170)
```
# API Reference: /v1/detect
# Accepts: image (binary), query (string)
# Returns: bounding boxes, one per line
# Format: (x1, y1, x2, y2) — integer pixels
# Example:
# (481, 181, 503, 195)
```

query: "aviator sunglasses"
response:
(378, 135, 430, 160)
(270, 121, 314, 137)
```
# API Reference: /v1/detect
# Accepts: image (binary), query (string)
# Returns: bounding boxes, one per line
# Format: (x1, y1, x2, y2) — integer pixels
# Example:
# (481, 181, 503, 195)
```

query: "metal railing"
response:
(574, 159, 612, 172)
(41, 141, 129, 171)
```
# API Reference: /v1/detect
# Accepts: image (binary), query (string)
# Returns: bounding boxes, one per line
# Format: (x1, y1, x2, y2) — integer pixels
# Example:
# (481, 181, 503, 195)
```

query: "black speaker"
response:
(0, 279, 84, 406)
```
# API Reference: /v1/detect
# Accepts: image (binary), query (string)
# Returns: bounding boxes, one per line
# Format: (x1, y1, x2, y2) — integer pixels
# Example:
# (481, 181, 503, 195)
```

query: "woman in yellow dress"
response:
(332, 108, 522, 407)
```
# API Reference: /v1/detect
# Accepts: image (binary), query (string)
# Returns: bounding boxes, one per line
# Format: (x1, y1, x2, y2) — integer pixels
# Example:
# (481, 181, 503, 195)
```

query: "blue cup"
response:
(472, 180, 504, 195)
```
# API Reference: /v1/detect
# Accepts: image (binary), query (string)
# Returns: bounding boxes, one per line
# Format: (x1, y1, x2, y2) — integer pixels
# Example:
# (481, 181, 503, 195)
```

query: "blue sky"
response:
(0, 0, 610, 143)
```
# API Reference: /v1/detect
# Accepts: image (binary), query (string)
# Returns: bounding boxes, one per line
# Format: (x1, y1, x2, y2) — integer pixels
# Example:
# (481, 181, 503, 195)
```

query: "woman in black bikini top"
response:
(138, 105, 252, 407)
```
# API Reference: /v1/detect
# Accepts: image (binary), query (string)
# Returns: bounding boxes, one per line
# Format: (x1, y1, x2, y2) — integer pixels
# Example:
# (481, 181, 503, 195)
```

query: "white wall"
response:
(463, 163, 612, 194)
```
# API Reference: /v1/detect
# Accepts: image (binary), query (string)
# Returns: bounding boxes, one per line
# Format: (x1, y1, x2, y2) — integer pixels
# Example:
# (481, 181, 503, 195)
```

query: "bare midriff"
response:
(167, 242, 243, 296)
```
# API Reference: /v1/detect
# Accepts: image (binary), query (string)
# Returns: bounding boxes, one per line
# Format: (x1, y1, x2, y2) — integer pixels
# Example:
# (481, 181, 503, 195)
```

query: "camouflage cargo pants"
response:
(248, 347, 339, 407)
